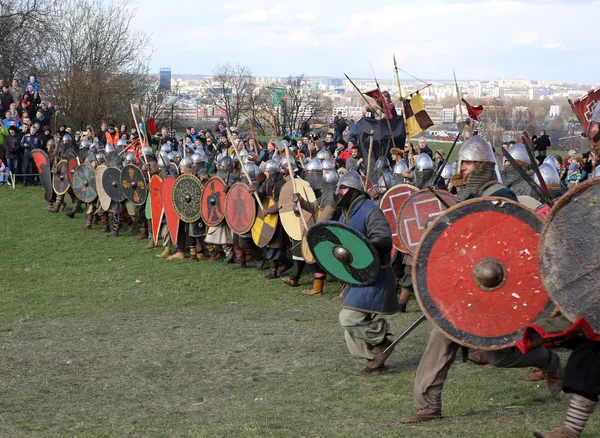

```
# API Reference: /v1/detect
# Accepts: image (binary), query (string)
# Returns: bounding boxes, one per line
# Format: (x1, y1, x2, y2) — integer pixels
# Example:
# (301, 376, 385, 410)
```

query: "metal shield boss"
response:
(397, 189, 456, 255)
(539, 179, 600, 333)
(201, 176, 227, 226)
(102, 167, 126, 202)
(32, 149, 53, 200)
(161, 176, 179, 243)
(379, 183, 418, 253)
(72, 164, 97, 203)
(306, 221, 380, 286)
(149, 175, 164, 245)
(251, 196, 278, 248)
(225, 182, 256, 235)
(172, 174, 203, 223)
(52, 160, 70, 195)
(121, 164, 147, 206)
(279, 178, 316, 241)
(413, 197, 554, 350)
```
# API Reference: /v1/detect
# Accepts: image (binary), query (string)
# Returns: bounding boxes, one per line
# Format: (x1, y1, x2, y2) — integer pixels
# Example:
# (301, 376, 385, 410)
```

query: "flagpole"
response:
(393, 54, 410, 153)
(367, 62, 397, 151)
(453, 70, 472, 139)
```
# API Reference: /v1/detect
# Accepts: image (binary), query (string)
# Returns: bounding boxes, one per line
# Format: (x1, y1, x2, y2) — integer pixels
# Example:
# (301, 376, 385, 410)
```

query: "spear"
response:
(393, 54, 410, 149)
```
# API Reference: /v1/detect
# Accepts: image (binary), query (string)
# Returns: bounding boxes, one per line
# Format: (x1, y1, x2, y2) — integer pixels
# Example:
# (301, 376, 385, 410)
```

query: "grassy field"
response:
(0, 187, 597, 437)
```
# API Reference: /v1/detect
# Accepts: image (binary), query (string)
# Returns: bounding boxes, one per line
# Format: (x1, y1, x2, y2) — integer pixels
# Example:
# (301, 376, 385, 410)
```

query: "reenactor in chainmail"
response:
(49, 135, 79, 213)
(500, 143, 535, 196)
(204, 155, 238, 263)
(403, 135, 562, 424)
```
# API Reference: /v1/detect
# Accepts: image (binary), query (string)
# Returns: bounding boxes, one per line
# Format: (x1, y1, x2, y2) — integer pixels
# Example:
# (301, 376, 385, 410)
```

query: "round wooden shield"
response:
(95, 165, 112, 211)
(52, 160, 70, 195)
(32, 149, 53, 199)
(161, 176, 179, 244)
(121, 164, 147, 206)
(172, 174, 203, 223)
(398, 189, 456, 255)
(301, 236, 316, 264)
(380, 184, 418, 252)
(72, 164, 97, 203)
(67, 157, 78, 184)
(413, 197, 553, 350)
(149, 175, 164, 245)
(306, 221, 380, 286)
(252, 196, 278, 248)
(201, 176, 227, 226)
(279, 178, 317, 241)
(539, 179, 600, 333)
(102, 167, 126, 202)
(225, 182, 256, 235)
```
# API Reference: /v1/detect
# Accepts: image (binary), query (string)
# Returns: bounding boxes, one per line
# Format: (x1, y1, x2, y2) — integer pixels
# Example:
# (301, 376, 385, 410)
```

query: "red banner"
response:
(461, 98, 484, 122)
(365, 89, 394, 119)
(571, 87, 600, 131)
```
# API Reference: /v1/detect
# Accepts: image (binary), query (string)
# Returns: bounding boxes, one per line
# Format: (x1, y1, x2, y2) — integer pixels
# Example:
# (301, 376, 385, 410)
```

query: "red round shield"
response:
(379, 184, 418, 252)
(150, 175, 164, 246)
(413, 197, 553, 350)
(161, 176, 179, 244)
(201, 176, 227, 227)
(225, 182, 256, 235)
(397, 189, 456, 255)
(32, 149, 53, 199)
(67, 157, 78, 184)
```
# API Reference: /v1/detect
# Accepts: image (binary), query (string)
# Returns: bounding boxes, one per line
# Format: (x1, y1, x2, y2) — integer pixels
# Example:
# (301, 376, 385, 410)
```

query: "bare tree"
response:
(0, 0, 54, 82)
(38, 0, 150, 129)
(203, 63, 253, 129)
(133, 81, 172, 134)
(274, 75, 332, 136)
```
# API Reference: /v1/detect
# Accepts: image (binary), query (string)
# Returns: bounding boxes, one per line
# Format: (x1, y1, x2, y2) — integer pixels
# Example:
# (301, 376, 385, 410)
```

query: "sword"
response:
(383, 314, 427, 354)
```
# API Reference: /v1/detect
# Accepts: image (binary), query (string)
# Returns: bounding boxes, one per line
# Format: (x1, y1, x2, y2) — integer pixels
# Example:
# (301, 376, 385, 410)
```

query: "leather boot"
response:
(80, 214, 93, 229)
(167, 251, 185, 260)
(398, 288, 412, 312)
(136, 227, 149, 240)
(144, 240, 156, 249)
(282, 276, 298, 286)
(196, 242, 206, 259)
(230, 250, 247, 270)
(255, 259, 266, 270)
(65, 200, 80, 219)
(156, 247, 172, 258)
(222, 250, 235, 265)
(107, 219, 120, 237)
(45, 203, 54, 211)
(401, 410, 443, 423)
(99, 213, 110, 234)
(49, 195, 64, 213)
(302, 279, 324, 296)
(264, 261, 280, 279)
(187, 246, 199, 262)
(533, 427, 572, 438)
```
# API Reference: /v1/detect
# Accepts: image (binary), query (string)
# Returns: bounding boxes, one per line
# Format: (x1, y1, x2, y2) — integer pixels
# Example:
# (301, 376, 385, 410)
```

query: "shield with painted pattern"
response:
(201, 176, 227, 226)
(149, 175, 164, 245)
(379, 183, 418, 253)
(161, 176, 179, 243)
(72, 164, 97, 203)
(279, 178, 317, 241)
(225, 182, 256, 235)
(251, 196, 278, 247)
(172, 174, 203, 223)
(121, 164, 147, 206)
(52, 160, 70, 195)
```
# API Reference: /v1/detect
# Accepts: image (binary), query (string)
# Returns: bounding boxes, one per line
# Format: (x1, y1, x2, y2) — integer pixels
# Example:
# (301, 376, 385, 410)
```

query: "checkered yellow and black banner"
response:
(402, 93, 434, 138)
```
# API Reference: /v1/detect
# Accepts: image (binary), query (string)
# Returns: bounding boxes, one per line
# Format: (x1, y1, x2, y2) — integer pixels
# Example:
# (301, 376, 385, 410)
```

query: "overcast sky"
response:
(130, 0, 597, 84)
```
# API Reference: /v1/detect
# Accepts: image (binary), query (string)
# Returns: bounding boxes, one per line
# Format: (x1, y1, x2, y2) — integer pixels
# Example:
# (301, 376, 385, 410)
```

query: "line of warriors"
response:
(42, 127, 600, 438)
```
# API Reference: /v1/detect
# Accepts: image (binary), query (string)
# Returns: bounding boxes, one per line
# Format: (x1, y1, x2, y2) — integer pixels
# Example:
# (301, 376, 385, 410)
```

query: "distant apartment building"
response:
(332, 106, 363, 119)
(442, 108, 455, 123)
(529, 88, 551, 100)
(549, 105, 561, 118)
(159, 67, 171, 92)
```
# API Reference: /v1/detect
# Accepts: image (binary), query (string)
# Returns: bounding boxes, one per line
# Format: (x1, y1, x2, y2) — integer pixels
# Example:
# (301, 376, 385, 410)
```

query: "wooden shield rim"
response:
(72, 164, 97, 203)
(413, 197, 553, 350)
(201, 175, 227, 226)
(380, 183, 418, 252)
(538, 179, 600, 329)
(251, 196, 278, 247)
(67, 157, 78, 184)
(150, 175, 164, 246)
(279, 178, 317, 241)
(121, 164, 147, 206)
(306, 220, 380, 286)
(96, 165, 112, 211)
(102, 167, 126, 202)
(397, 189, 456, 256)
(225, 182, 256, 235)
(161, 176, 179, 244)
(52, 159, 70, 195)
(172, 174, 203, 223)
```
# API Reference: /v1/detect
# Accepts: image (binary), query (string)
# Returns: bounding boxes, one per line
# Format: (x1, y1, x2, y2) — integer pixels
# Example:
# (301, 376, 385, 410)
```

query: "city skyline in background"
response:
(131, 0, 599, 84)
